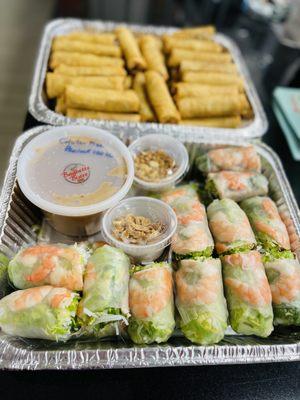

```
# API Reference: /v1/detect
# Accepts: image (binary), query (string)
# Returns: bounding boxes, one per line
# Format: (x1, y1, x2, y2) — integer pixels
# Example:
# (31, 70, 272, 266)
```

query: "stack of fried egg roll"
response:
(46, 25, 253, 127)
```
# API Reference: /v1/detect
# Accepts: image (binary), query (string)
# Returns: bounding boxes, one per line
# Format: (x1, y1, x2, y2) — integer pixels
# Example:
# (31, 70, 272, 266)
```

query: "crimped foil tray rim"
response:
(0, 125, 300, 370)
(28, 18, 268, 141)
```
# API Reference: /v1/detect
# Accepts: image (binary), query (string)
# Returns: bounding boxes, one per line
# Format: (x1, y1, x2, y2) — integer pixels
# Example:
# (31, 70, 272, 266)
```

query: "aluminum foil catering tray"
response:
(29, 18, 268, 142)
(0, 126, 299, 370)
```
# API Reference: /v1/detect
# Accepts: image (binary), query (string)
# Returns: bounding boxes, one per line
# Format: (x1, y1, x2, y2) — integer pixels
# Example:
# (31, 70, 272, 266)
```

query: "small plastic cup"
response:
(128, 134, 189, 193)
(17, 125, 134, 237)
(101, 196, 177, 263)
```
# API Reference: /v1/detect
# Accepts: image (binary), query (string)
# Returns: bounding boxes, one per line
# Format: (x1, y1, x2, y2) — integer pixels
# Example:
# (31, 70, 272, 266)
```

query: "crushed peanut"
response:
(112, 214, 165, 245)
(134, 149, 177, 182)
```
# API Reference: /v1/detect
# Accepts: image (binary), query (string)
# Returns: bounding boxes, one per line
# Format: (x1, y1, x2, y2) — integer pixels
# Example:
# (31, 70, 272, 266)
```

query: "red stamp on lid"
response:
(62, 163, 90, 184)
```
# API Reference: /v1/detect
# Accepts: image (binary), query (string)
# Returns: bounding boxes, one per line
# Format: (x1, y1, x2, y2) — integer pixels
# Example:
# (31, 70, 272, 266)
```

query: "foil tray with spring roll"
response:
(29, 18, 268, 141)
(0, 125, 299, 370)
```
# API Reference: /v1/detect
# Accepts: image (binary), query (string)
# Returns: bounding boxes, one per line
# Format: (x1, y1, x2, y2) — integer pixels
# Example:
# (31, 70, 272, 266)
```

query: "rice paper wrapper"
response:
(128, 262, 175, 344)
(222, 250, 273, 337)
(175, 257, 228, 345)
(265, 257, 300, 326)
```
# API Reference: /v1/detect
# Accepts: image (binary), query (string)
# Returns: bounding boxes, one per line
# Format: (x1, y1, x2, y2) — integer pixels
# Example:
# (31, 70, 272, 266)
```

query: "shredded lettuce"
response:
(272, 305, 300, 326)
(174, 247, 214, 260)
(262, 249, 294, 263)
(221, 243, 255, 256)
(229, 305, 273, 338)
(205, 179, 219, 199)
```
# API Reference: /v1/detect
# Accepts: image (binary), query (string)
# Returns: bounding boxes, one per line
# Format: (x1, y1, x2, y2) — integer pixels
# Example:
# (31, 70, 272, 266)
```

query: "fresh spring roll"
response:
(264, 256, 300, 326)
(140, 35, 168, 80)
(206, 171, 268, 202)
(170, 25, 216, 39)
(181, 71, 244, 90)
(66, 108, 141, 122)
(49, 51, 124, 69)
(52, 38, 122, 58)
(54, 64, 127, 77)
(196, 146, 261, 174)
(8, 244, 86, 291)
(46, 73, 127, 98)
(65, 86, 140, 113)
(175, 257, 228, 345)
(133, 72, 156, 122)
(145, 71, 180, 123)
(222, 250, 273, 337)
(77, 245, 130, 337)
(128, 262, 175, 344)
(180, 116, 242, 128)
(168, 48, 232, 67)
(115, 26, 146, 71)
(240, 196, 290, 252)
(173, 82, 239, 98)
(163, 37, 222, 53)
(176, 95, 242, 118)
(161, 184, 214, 259)
(0, 286, 79, 340)
(180, 60, 238, 75)
(207, 199, 256, 255)
(61, 31, 117, 45)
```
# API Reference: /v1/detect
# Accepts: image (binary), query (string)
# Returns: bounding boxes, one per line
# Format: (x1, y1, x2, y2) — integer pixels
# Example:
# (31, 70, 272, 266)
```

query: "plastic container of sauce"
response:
(17, 125, 134, 236)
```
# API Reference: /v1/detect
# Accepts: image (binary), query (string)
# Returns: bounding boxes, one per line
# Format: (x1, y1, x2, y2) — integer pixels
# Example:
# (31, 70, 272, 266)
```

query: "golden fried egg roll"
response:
(133, 72, 156, 122)
(170, 25, 216, 39)
(61, 31, 116, 45)
(124, 76, 132, 89)
(52, 38, 121, 58)
(139, 34, 163, 50)
(177, 95, 242, 118)
(49, 51, 124, 69)
(65, 86, 140, 113)
(66, 108, 141, 122)
(180, 60, 238, 75)
(180, 116, 242, 128)
(46, 73, 126, 98)
(173, 82, 240, 98)
(239, 93, 253, 119)
(163, 37, 222, 53)
(182, 71, 244, 91)
(145, 71, 180, 123)
(55, 96, 66, 114)
(140, 35, 168, 80)
(54, 64, 127, 77)
(115, 26, 146, 71)
(168, 48, 232, 67)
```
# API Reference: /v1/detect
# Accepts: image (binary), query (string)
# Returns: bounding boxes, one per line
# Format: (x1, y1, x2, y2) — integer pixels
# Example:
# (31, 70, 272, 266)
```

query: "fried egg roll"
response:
(52, 38, 122, 58)
(65, 86, 140, 113)
(55, 95, 66, 114)
(176, 95, 242, 118)
(50, 51, 124, 69)
(133, 72, 156, 122)
(170, 25, 216, 39)
(139, 34, 163, 50)
(163, 37, 222, 53)
(239, 93, 253, 119)
(182, 71, 244, 90)
(140, 35, 168, 80)
(46, 73, 127, 98)
(168, 48, 231, 67)
(66, 108, 141, 122)
(145, 70, 180, 123)
(54, 64, 127, 77)
(173, 82, 239, 98)
(180, 60, 238, 75)
(61, 31, 116, 45)
(115, 26, 146, 71)
(180, 116, 242, 128)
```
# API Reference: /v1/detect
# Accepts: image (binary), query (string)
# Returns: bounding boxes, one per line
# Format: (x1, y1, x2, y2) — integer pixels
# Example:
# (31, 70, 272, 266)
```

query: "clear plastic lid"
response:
(101, 196, 177, 262)
(128, 134, 189, 192)
(17, 126, 134, 217)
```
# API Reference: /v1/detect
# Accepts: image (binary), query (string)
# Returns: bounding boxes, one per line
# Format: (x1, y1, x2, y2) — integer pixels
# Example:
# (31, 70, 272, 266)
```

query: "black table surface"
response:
(2, 2, 300, 398)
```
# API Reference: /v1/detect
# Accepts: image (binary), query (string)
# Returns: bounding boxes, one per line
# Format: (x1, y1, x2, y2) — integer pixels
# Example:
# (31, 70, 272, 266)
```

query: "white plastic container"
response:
(101, 196, 177, 263)
(17, 125, 134, 236)
(128, 134, 189, 193)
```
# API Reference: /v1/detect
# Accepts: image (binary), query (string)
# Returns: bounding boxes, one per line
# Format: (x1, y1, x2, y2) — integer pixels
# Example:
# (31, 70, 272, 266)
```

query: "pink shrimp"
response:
(225, 277, 271, 307)
(12, 286, 51, 311)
